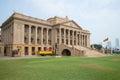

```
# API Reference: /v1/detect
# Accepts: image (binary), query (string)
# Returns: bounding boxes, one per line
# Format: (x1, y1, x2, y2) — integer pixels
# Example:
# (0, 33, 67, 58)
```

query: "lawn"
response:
(0, 55, 120, 80)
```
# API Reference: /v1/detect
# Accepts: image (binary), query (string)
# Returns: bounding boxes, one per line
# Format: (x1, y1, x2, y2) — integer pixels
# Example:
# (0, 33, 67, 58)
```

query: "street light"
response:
(55, 43, 58, 56)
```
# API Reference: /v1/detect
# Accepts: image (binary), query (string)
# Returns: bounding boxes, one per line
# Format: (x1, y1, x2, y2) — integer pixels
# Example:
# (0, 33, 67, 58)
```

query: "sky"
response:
(0, 0, 120, 47)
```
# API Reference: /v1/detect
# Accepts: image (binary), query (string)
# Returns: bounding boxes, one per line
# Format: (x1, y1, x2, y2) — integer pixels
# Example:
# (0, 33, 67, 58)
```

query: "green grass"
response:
(0, 55, 120, 80)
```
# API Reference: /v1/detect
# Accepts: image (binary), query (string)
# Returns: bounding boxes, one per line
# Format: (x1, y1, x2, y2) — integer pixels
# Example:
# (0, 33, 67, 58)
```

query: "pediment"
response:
(62, 20, 82, 30)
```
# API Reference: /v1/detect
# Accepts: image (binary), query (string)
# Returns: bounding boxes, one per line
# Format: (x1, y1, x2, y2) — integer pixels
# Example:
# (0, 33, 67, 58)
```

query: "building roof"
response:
(1, 12, 90, 34)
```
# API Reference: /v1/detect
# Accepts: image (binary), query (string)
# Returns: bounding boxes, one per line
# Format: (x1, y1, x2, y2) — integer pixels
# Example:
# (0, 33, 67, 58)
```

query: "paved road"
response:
(0, 56, 58, 60)
(0, 56, 61, 60)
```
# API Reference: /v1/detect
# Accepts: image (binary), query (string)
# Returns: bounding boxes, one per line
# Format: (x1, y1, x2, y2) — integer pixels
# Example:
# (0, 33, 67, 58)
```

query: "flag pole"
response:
(103, 37, 109, 54)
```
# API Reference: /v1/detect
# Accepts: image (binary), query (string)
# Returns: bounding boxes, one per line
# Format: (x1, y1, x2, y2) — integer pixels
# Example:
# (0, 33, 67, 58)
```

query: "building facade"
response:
(0, 12, 90, 56)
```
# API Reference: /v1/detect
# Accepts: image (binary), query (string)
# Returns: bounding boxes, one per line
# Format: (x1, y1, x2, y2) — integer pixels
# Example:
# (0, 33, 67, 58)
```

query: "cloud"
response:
(27, 0, 119, 19)
(27, 0, 120, 46)
(28, 0, 75, 16)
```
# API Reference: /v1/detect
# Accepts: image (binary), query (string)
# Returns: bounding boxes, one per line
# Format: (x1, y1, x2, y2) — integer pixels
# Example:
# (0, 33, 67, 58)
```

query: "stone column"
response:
(82, 34, 84, 46)
(68, 29, 70, 45)
(72, 30, 74, 46)
(8, 29, 10, 44)
(87, 35, 90, 47)
(46, 28, 48, 45)
(41, 27, 43, 45)
(59, 28, 61, 44)
(83, 34, 85, 46)
(6, 29, 7, 43)
(84, 35, 86, 46)
(5, 29, 7, 43)
(29, 25, 31, 44)
(78, 33, 80, 45)
(84, 35, 86, 47)
(35, 26, 37, 44)
(78, 32, 80, 46)
(55, 28, 57, 43)
(35, 46, 38, 55)
(29, 46, 31, 56)
(76, 31, 78, 45)
(84, 34, 85, 46)
(22, 24, 24, 44)
(80, 33, 83, 46)
(85, 35, 87, 47)
(64, 29, 66, 45)
(86, 35, 88, 47)
(89, 35, 90, 47)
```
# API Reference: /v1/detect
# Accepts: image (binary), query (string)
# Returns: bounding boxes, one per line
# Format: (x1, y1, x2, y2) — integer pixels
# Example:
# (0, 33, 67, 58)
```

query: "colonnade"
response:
(24, 24, 90, 47)
(56, 28, 90, 47)
(24, 24, 52, 45)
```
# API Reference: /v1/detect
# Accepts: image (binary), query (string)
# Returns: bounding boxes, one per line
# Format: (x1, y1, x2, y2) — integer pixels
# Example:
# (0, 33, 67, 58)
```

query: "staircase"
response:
(58, 44, 105, 57)
(74, 46, 105, 57)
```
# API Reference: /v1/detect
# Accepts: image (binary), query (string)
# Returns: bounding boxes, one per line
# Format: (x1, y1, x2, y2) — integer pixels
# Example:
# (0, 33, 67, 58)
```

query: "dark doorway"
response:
(44, 47, 47, 51)
(32, 47, 35, 55)
(4, 47, 7, 56)
(62, 49, 71, 56)
(38, 47, 41, 51)
(24, 47, 28, 55)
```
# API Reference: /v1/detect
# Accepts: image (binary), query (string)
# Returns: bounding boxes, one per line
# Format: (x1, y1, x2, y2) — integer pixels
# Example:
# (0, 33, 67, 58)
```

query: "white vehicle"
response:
(113, 48, 120, 53)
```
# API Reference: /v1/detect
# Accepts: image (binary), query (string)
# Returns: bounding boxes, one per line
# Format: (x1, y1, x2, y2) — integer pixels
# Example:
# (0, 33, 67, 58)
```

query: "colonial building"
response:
(0, 12, 90, 56)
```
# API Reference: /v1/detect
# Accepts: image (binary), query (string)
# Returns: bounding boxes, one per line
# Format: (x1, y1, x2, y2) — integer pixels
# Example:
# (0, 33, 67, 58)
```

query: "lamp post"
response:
(55, 43, 58, 56)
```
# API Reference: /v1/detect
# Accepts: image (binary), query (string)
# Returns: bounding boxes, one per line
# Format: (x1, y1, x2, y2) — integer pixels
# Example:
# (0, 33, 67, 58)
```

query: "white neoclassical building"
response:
(0, 12, 90, 56)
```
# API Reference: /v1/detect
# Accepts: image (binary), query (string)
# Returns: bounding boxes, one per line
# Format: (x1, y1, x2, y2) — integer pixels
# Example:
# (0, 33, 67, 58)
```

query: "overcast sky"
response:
(0, 0, 120, 47)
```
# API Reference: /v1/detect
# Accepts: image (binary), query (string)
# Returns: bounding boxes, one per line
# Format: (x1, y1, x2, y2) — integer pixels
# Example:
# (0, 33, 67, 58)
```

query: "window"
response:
(38, 47, 41, 51)
(49, 47, 52, 51)
(24, 47, 28, 55)
(66, 39, 68, 45)
(32, 47, 35, 55)
(70, 40, 72, 45)
(24, 24, 29, 32)
(48, 40, 51, 45)
(24, 37, 28, 44)
(57, 39, 59, 44)
(37, 38, 40, 44)
(44, 47, 47, 51)
(62, 39, 64, 43)
(31, 37, 34, 43)
(31, 26, 35, 33)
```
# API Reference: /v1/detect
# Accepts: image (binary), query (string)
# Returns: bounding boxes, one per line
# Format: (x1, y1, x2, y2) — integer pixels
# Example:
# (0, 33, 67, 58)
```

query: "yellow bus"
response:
(36, 47, 54, 56)
(37, 51, 54, 56)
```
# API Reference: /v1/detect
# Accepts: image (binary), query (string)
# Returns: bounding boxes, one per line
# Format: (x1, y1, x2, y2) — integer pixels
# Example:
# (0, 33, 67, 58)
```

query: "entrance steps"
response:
(59, 44, 105, 57)
(74, 46, 105, 57)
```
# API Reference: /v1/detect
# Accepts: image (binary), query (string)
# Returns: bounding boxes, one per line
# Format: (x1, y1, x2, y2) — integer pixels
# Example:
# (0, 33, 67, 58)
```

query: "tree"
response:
(91, 44, 103, 50)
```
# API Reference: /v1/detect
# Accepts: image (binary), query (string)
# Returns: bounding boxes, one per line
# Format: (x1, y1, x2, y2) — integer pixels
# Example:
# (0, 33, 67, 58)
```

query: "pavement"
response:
(0, 55, 59, 60)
